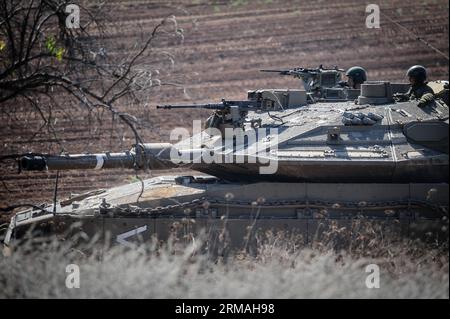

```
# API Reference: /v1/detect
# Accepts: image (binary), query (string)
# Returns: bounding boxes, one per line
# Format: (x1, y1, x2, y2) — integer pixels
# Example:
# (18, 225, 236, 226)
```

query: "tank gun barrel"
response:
(20, 153, 135, 171)
(19, 143, 177, 171)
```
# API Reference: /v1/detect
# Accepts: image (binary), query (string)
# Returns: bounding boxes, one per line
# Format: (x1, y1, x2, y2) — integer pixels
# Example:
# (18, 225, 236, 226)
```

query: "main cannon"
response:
(19, 143, 177, 171)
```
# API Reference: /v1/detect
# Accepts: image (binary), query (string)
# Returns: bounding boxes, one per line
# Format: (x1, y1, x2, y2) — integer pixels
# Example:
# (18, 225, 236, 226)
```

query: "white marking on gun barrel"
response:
(94, 155, 104, 170)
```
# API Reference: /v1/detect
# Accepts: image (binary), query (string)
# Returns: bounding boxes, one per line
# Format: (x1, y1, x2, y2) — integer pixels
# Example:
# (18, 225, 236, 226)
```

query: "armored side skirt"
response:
(3, 181, 448, 252)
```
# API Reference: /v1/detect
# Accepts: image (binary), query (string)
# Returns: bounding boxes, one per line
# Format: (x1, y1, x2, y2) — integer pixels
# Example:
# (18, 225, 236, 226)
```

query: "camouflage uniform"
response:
(434, 82, 449, 106)
(406, 83, 434, 100)
(395, 65, 435, 107)
(396, 83, 435, 107)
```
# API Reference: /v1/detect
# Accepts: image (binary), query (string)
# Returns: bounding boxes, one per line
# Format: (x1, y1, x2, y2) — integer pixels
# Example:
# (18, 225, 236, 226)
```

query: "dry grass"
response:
(0, 219, 448, 299)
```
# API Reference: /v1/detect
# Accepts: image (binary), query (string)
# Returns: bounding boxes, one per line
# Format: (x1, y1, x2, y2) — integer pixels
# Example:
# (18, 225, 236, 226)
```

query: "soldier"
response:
(394, 65, 435, 107)
(343, 66, 367, 89)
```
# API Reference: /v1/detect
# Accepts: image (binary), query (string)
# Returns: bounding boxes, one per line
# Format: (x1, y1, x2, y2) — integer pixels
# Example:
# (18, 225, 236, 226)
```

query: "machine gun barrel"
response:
(260, 68, 314, 78)
(156, 104, 227, 110)
(157, 100, 259, 110)
(260, 69, 292, 75)
(261, 66, 344, 75)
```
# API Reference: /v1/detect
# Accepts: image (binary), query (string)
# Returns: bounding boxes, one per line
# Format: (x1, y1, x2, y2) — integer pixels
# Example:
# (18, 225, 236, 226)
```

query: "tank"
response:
(2, 67, 449, 252)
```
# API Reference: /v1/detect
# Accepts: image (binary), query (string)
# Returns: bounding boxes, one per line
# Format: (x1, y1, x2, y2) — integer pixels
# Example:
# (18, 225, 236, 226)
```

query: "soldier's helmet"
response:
(345, 66, 367, 85)
(406, 65, 427, 83)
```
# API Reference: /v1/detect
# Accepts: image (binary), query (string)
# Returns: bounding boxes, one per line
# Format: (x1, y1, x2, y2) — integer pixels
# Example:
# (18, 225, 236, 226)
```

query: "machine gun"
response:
(157, 89, 309, 130)
(156, 99, 259, 110)
(261, 65, 345, 97)
(157, 99, 261, 130)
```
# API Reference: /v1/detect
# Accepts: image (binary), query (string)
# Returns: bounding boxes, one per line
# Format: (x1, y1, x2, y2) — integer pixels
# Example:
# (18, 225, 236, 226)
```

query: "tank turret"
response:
(18, 81, 448, 183)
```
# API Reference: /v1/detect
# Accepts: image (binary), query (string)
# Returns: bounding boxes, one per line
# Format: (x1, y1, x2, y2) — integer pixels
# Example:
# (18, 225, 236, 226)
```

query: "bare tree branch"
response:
(0, 0, 183, 147)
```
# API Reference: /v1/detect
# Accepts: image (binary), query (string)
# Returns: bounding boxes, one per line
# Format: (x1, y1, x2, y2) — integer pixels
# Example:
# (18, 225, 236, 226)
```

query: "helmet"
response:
(345, 66, 367, 85)
(406, 65, 427, 83)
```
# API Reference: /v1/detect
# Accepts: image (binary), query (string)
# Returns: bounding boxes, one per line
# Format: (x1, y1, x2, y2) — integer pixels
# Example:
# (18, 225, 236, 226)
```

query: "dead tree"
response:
(0, 0, 183, 147)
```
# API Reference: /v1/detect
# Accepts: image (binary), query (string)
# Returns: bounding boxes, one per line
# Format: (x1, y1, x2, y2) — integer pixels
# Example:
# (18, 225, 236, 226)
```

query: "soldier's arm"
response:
(417, 92, 435, 107)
